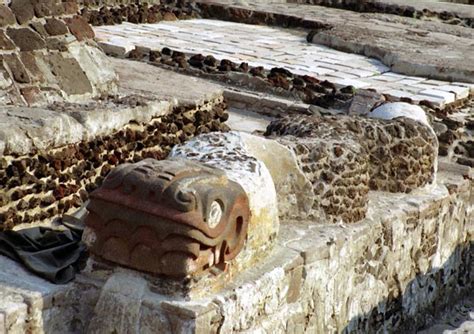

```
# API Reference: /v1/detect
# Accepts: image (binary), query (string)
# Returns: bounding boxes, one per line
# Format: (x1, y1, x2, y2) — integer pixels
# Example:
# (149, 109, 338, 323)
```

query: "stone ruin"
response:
(0, 0, 116, 106)
(87, 158, 251, 279)
(0, 0, 472, 333)
(83, 103, 439, 289)
(0, 0, 230, 229)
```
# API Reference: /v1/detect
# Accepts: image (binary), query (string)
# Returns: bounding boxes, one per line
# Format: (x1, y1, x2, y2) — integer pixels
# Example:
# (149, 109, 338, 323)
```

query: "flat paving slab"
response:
(111, 57, 224, 106)
(195, 1, 474, 85)
(95, 20, 473, 107)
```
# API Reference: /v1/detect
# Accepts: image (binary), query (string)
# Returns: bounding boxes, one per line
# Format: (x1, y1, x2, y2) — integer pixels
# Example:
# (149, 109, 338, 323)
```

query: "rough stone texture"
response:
(238, 133, 314, 220)
(436, 99, 474, 169)
(94, 19, 474, 108)
(9, 0, 35, 25)
(276, 134, 370, 223)
(288, 0, 474, 26)
(2, 54, 31, 84)
(348, 90, 385, 116)
(44, 18, 69, 36)
(6, 28, 46, 52)
(78, 0, 161, 6)
(86, 158, 251, 279)
(49, 53, 93, 96)
(0, 6, 16, 27)
(0, 168, 471, 333)
(266, 113, 438, 193)
(64, 15, 94, 41)
(0, 57, 229, 229)
(0, 97, 229, 230)
(170, 132, 280, 280)
(0, 1, 117, 107)
(80, 2, 198, 26)
(87, 270, 147, 334)
(195, 0, 474, 84)
(110, 58, 224, 107)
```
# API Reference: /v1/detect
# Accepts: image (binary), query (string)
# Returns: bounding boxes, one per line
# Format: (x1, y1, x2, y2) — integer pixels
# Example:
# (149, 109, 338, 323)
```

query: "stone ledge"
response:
(0, 100, 171, 157)
(195, 0, 474, 84)
(0, 167, 470, 333)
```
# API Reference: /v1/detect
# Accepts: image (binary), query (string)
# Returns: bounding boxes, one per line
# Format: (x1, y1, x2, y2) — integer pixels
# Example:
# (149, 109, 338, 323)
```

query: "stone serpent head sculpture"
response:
(85, 158, 250, 277)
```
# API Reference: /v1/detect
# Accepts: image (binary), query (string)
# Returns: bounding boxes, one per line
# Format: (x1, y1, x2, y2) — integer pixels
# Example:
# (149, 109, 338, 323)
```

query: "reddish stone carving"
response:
(85, 158, 250, 278)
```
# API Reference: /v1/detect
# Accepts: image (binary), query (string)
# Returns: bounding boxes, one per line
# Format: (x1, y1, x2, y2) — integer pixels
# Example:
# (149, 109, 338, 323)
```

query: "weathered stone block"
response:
(0, 293, 28, 334)
(9, 0, 34, 25)
(20, 87, 44, 106)
(0, 30, 14, 50)
(33, 1, 57, 18)
(0, 6, 16, 27)
(29, 21, 49, 37)
(44, 18, 69, 36)
(2, 54, 31, 84)
(348, 89, 385, 116)
(48, 53, 93, 95)
(62, 2, 79, 15)
(276, 134, 370, 223)
(235, 132, 314, 220)
(67, 42, 119, 97)
(86, 158, 251, 278)
(266, 112, 438, 194)
(65, 15, 94, 41)
(87, 271, 147, 334)
(6, 28, 46, 51)
(19, 52, 44, 82)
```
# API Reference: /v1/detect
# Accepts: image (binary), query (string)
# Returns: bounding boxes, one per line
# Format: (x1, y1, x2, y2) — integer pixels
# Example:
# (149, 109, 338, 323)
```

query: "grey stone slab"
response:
(196, 1, 474, 85)
(373, 0, 474, 19)
(0, 59, 227, 157)
(95, 20, 468, 103)
(62, 99, 172, 139)
(0, 106, 85, 157)
(110, 58, 224, 106)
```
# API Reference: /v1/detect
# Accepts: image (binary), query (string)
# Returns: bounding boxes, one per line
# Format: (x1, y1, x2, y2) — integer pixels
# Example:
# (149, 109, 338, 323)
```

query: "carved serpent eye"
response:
(207, 200, 223, 229)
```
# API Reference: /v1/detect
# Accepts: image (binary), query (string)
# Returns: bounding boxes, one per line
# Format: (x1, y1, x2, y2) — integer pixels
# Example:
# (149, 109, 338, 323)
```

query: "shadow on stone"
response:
(343, 241, 473, 333)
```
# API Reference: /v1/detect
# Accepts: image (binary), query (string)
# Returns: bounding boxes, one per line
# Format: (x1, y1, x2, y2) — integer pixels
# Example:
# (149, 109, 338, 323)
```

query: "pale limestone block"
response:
(170, 131, 279, 270)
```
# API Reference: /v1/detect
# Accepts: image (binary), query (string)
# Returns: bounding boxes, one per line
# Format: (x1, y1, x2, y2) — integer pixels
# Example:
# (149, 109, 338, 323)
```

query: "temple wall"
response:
(0, 0, 229, 230)
(0, 97, 229, 230)
(130, 173, 473, 333)
(0, 0, 117, 107)
(0, 170, 471, 333)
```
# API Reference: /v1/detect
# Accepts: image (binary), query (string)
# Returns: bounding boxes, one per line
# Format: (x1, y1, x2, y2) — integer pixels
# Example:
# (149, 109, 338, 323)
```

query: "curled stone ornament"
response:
(85, 158, 250, 278)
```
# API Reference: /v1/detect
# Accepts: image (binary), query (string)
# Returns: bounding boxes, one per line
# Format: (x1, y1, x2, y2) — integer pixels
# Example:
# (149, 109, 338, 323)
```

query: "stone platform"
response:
(195, 0, 474, 85)
(0, 1, 473, 333)
(94, 19, 474, 107)
(0, 61, 229, 230)
(0, 167, 472, 333)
